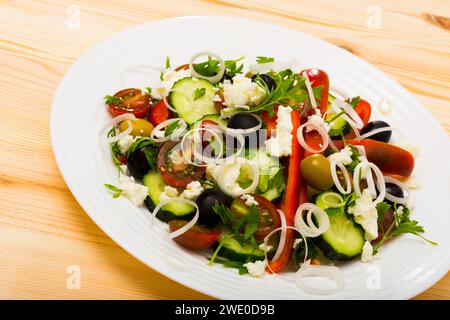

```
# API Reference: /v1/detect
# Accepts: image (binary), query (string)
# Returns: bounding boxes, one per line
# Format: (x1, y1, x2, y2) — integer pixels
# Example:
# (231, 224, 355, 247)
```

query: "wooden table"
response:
(0, 0, 449, 299)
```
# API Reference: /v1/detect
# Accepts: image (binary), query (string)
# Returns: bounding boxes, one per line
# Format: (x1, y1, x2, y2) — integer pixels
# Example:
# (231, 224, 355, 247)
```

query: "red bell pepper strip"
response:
(267, 110, 302, 273)
(333, 139, 415, 178)
(302, 69, 330, 116)
(148, 100, 169, 126)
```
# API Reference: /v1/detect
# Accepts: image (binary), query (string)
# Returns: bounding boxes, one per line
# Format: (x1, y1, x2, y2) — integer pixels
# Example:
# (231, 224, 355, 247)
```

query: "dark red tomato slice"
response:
(354, 98, 372, 126)
(107, 88, 150, 118)
(169, 220, 220, 249)
(230, 194, 281, 242)
(157, 140, 206, 187)
(148, 99, 169, 126)
(117, 154, 128, 164)
(301, 69, 330, 115)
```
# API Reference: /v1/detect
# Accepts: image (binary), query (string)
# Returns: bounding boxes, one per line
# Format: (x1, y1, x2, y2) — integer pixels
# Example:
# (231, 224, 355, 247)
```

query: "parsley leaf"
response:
(224, 57, 245, 77)
(104, 95, 122, 105)
(244, 205, 260, 240)
(144, 86, 152, 95)
(348, 96, 361, 108)
(193, 88, 206, 101)
(165, 56, 171, 69)
(256, 56, 275, 64)
(346, 144, 362, 171)
(104, 184, 123, 198)
(107, 127, 122, 167)
(193, 56, 245, 78)
(164, 120, 181, 137)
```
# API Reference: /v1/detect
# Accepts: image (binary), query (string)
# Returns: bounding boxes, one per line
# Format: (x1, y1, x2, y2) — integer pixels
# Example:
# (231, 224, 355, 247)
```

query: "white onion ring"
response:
(162, 94, 178, 113)
(218, 113, 262, 136)
(295, 264, 344, 295)
(263, 226, 308, 272)
(332, 98, 364, 129)
(320, 192, 345, 208)
(217, 157, 259, 197)
(302, 71, 318, 110)
(383, 175, 410, 205)
(248, 61, 292, 74)
(100, 113, 136, 143)
(329, 159, 352, 195)
(150, 118, 187, 143)
(150, 198, 199, 239)
(271, 210, 287, 262)
(297, 121, 329, 154)
(353, 162, 386, 204)
(180, 127, 224, 167)
(189, 52, 225, 83)
(358, 126, 394, 140)
(294, 203, 330, 238)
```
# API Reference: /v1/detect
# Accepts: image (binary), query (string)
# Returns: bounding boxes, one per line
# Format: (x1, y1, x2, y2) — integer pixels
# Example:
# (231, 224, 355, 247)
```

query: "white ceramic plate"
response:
(51, 16, 450, 299)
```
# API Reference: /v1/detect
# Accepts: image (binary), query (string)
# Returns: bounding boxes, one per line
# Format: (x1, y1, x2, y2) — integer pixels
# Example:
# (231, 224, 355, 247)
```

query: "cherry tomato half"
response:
(157, 140, 206, 187)
(230, 194, 281, 242)
(107, 88, 150, 118)
(169, 220, 220, 249)
(354, 98, 372, 126)
(148, 99, 169, 126)
(301, 69, 330, 115)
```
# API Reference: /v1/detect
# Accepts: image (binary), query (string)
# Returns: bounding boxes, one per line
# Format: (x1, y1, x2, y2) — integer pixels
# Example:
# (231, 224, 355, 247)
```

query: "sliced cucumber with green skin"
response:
(313, 191, 365, 260)
(143, 171, 194, 222)
(326, 95, 349, 138)
(169, 78, 218, 124)
(214, 233, 265, 262)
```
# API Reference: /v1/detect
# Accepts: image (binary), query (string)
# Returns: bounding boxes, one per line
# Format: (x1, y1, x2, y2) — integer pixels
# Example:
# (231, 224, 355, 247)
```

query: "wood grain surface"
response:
(0, 0, 449, 300)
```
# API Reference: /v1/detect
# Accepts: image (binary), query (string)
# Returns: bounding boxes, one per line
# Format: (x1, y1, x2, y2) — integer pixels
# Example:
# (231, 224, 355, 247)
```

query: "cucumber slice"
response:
(215, 233, 265, 262)
(313, 191, 364, 260)
(326, 96, 350, 138)
(169, 78, 218, 124)
(143, 171, 194, 222)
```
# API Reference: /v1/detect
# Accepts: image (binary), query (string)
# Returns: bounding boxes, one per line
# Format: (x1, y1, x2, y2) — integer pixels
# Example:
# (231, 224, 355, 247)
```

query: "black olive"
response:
(127, 146, 156, 179)
(360, 121, 392, 143)
(386, 182, 404, 198)
(251, 74, 276, 91)
(227, 112, 260, 130)
(196, 189, 232, 226)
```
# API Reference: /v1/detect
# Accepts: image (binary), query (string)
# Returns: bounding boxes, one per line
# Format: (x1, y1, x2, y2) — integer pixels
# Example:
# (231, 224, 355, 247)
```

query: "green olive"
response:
(300, 154, 334, 191)
(119, 118, 154, 137)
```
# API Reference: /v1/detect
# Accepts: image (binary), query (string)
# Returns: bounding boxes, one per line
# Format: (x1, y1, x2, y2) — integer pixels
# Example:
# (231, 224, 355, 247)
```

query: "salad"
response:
(101, 53, 436, 294)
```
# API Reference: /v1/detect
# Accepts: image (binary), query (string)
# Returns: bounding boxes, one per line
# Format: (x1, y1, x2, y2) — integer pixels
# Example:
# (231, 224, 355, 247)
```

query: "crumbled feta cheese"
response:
(405, 176, 421, 189)
(159, 185, 179, 203)
(221, 161, 242, 194)
(151, 69, 192, 99)
(308, 114, 330, 133)
(395, 140, 420, 157)
(119, 164, 129, 175)
(118, 175, 148, 207)
(328, 145, 353, 166)
(348, 189, 379, 241)
(118, 135, 136, 154)
(293, 238, 303, 249)
(180, 181, 204, 200)
(223, 74, 266, 110)
(361, 241, 374, 262)
(265, 106, 293, 157)
(169, 149, 187, 165)
(206, 163, 220, 181)
(243, 260, 267, 277)
(258, 243, 273, 252)
(213, 94, 222, 102)
(395, 205, 405, 220)
(240, 194, 259, 206)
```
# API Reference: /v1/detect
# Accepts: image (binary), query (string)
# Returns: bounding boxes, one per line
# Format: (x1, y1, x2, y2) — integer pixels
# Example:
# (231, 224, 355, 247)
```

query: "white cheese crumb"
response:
(223, 74, 266, 110)
(265, 106, 293, 157)
(348, 189, 379, 241)
(328, 145, 353, 166)
(159, 185, 179, 203)
(119, 164, 129, 175)
(308, 114, 330, 133)
(118, 135, 136, 154)
(240, 194, 259, 206)
(293, 238, 303, 249)
(361, 241, 374, 262)
(206, 163, 220, 181)
(395, 140, 420, 157)
(151, 69, 192, 100)
(258, 243, 273, 252)
(243, 260, 267, 277)
(180, 181, 204, 200)
(213, 94, 222, 102)
(118, 175, 148, 207)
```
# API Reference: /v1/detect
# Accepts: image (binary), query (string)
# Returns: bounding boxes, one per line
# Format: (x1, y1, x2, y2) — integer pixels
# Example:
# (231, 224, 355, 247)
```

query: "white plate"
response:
(51, 16, 450, 299)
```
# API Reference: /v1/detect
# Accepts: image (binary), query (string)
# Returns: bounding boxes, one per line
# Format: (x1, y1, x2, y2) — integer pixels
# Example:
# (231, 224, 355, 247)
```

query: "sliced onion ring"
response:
(295, 264, 344, 295)
(150, 197, 199, 239)
(271, 210, 287, 262)
(100, 113, 136, 143)
(330, 159, 351, 194)
(383, 175, 410, 205)
(353, 162, 386, 204)
(302, 71, 318, 110)
(163, 88, 193, 113)
(180, 127, 224, 167)
(217, 157, 259, 197)
(294, 203, 330, 238)
(189, 52, 225, 84)
(150, 118, 187, 143)
(333, 98, 364, 129)
(358, 126, 394, 140)
(297, 121, 329, 154)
